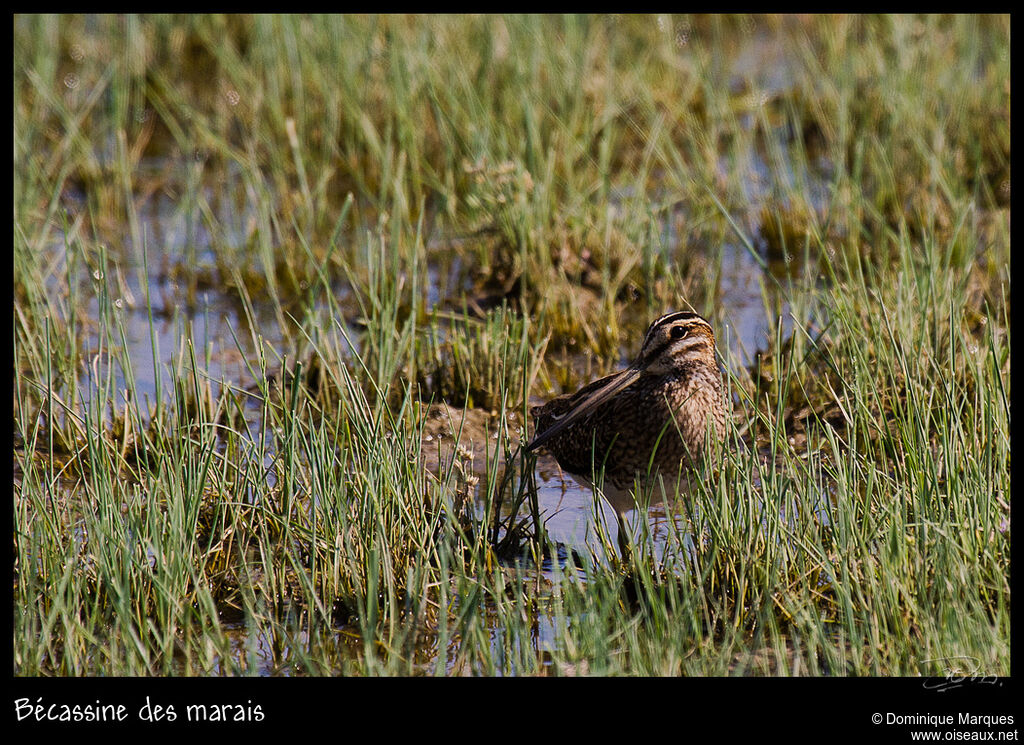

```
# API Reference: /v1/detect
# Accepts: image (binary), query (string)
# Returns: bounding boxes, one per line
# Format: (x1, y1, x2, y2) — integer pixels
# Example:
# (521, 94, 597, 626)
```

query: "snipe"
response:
(526, 311, 726, 515)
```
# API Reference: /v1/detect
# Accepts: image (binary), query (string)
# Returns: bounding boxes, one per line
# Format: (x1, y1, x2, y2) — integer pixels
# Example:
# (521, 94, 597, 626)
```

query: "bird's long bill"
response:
(527, 364, 644, 452)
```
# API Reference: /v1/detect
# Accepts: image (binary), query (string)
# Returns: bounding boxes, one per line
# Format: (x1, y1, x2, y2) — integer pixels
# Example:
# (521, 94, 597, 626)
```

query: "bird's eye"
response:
(671, 326, 687, 339)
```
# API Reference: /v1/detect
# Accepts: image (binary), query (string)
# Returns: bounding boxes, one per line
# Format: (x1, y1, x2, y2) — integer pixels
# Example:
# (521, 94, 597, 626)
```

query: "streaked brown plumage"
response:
(527, 311, 726, 514)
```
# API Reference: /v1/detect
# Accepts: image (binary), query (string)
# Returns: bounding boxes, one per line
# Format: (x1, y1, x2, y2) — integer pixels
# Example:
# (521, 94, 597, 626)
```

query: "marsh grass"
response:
(13, 14, 1009, 676)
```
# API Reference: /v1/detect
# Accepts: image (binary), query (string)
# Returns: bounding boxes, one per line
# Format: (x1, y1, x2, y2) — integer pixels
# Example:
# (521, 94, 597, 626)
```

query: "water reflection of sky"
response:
(533, 474, 701, 568)
(718, 240, 792, 368)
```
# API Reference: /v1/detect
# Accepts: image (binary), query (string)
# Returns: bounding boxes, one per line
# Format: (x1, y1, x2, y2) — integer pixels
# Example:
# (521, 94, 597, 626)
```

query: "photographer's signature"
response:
(921, 656, 1000, 692)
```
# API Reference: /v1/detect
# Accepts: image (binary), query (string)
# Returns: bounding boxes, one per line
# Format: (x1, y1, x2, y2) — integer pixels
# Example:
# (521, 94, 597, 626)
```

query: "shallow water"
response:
(39, 138, 807, 642)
